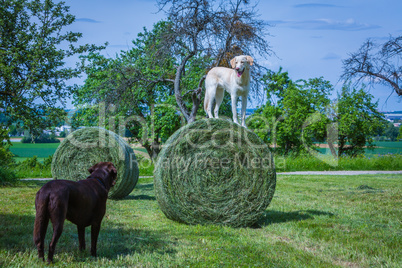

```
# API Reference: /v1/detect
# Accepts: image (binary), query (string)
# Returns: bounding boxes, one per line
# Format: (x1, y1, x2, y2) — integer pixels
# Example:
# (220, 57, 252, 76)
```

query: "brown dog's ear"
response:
(230, 57, 236, 69)
(111, 165, 117, 176)
(88, 163, 97, 174)
(246, 56, 254, 66)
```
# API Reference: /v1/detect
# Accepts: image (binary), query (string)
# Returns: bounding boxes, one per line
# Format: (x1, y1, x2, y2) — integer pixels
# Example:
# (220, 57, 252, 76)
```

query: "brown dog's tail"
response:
(33, 190, 50, 248)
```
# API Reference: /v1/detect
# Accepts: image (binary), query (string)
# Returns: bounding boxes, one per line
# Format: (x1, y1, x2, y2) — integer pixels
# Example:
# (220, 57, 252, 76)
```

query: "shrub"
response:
(0, 144, 17, 185)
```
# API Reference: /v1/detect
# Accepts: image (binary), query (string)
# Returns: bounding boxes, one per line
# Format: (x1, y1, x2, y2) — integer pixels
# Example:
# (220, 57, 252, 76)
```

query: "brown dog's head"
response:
(88, 162, 117, 189)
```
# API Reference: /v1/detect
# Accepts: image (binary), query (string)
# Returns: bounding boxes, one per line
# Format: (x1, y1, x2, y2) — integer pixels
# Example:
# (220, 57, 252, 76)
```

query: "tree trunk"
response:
(174, 53, 195, 123)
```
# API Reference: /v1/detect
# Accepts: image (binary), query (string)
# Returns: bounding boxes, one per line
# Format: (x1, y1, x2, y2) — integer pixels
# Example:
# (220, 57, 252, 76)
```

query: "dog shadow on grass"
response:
(97, 222, 177, 259)
(256, 210, 335, 227)
(0, 212, 176, 263)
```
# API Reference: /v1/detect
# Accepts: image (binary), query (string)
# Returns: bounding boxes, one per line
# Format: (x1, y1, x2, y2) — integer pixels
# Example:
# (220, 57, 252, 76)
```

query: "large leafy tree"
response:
(342, 35, 402, 97)
(0, 0, 104, 141)
(337, 84, 386, 156)
(248, 68, 332, 156)
(73, 21, 182, 160)
(156, 0, 273, 123)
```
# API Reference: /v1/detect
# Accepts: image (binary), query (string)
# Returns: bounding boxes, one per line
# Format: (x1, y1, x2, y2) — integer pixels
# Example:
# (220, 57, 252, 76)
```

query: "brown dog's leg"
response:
(77, 225, 86, 251)
(90, 223, 101, 257)
(47, 203, 67, 263)
(33, 206, 49, 261)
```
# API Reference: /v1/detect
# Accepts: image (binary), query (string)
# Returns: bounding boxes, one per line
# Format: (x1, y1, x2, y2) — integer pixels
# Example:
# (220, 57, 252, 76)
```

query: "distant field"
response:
(9, 141, 401, 164)
(9, 141, 149, 161)
(317, 141, 402, 156)
(9, 142, 59, 159)
(368, 141, 402, 155)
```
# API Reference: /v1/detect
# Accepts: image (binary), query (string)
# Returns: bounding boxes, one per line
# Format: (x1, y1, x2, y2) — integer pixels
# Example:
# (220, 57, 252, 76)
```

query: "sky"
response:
(65, 0, 402, 111)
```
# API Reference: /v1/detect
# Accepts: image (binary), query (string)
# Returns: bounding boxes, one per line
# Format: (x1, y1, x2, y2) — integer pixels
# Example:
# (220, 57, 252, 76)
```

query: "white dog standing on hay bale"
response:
(204, 55, 253, 128)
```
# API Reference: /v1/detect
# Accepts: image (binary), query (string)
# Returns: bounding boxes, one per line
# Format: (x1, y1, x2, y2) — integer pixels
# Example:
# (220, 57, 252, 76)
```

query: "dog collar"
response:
(95, 178, 106, 189)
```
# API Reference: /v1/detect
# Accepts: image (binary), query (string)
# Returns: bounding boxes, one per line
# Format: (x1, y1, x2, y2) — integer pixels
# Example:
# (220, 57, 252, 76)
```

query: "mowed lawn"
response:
(0, 174, 400, 267)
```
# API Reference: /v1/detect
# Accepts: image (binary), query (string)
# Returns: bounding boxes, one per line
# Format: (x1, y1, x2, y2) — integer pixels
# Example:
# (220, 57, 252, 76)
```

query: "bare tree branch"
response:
(342, 36, 402, 96)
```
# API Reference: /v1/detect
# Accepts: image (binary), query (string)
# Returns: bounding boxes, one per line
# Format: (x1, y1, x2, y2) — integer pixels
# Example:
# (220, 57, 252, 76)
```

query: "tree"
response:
(248, 68, 332, 156)
(341, 36, 402, 97)
(73, 22, 182, 160)
(382, 122, 399, 141)
(0, 0, 104, 142)
(337, 84, 386, 156)
(156, 0, 273, 123)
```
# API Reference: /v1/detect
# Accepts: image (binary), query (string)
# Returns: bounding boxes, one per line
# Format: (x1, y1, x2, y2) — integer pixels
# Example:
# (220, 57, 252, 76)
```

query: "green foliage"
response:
(13, 155, 52, 178)
(135, 154, 154, 176)
(248, 68, 332, 156)
(73, 21, 182, 159)
(398, 126, 402, 140)
(0, 0, 105, 139)
(20, 133, 60, 143)
(381, 122, 400, 141)
(277, 154, 402, 172)
(0, 143, 17, 185)
(338, 84, 387, 156)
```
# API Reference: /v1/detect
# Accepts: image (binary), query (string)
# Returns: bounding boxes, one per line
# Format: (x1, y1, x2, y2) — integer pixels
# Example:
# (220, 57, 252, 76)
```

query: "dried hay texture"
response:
(51, 127, 139, 199)
(154, 119, 276, 227)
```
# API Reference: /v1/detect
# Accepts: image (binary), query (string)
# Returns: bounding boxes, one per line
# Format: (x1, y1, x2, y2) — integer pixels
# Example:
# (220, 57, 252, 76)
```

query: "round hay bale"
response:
(154, 118, 276, 227)
(51, 127, 139, 199)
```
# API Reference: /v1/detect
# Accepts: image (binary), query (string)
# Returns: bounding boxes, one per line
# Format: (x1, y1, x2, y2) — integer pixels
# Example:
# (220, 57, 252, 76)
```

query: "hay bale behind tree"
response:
(154, 118, 276, 227)
(52, 127, 139, 199)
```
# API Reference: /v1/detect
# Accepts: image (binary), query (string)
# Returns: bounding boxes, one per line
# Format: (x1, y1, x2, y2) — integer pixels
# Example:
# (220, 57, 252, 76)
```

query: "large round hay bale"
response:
(51, 127, 139, 199)
(154, 118, 276, 227)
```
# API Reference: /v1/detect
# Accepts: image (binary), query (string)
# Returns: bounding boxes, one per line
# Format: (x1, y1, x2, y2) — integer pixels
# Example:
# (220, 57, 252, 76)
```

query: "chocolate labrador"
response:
(33, 162, 117, 263)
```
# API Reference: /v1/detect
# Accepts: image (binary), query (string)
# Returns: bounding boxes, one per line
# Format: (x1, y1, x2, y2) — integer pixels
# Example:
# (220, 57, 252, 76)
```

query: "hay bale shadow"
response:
(256, 210, 335, 227)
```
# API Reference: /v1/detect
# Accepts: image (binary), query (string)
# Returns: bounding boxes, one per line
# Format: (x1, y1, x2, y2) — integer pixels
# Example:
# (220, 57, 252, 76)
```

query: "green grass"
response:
(276, 154, 402, 172)
(9, 142, 59, 158)
(0, 174, 400, 267)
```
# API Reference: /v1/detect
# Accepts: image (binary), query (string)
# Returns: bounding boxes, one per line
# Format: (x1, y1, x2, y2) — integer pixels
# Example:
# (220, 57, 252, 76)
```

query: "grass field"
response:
(9, 141, 402, 161)
(9, 142, 147, 163)
(0, 174, 400, 267)
(9, 143, 59, 162)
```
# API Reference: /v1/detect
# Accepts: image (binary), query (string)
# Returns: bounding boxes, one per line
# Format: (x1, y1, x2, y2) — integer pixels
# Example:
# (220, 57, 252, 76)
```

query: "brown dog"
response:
(33, 162, 117, 263)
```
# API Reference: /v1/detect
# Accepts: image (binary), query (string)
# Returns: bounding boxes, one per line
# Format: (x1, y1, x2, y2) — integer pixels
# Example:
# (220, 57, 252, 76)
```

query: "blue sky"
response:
(66, 0, 402, 111)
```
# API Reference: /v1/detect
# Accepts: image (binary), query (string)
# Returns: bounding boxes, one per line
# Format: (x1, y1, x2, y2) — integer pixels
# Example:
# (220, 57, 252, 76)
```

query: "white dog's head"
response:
(230, 55, 254, 77)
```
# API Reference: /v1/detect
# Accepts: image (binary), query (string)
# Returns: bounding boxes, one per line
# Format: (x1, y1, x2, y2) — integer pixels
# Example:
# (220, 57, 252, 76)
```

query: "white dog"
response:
(204, 55, 253, 128)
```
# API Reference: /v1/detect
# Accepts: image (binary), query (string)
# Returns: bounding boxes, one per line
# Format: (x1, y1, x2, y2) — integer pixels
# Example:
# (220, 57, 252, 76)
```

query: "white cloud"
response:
(268, 19, 381, 31)
(76, 18, 102, 23)
(322, 53, 341, 60)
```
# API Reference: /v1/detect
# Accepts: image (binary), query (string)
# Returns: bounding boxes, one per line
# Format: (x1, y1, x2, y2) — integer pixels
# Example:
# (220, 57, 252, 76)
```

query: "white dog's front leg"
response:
(231, 94, 239, 125)
(241, 96, 247, 128)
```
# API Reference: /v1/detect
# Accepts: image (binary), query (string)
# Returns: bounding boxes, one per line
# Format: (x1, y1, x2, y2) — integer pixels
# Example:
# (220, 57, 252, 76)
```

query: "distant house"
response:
(43, 125, 72, 136)
(382, 111, 402, 122)
(55, 125, 72, 133)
